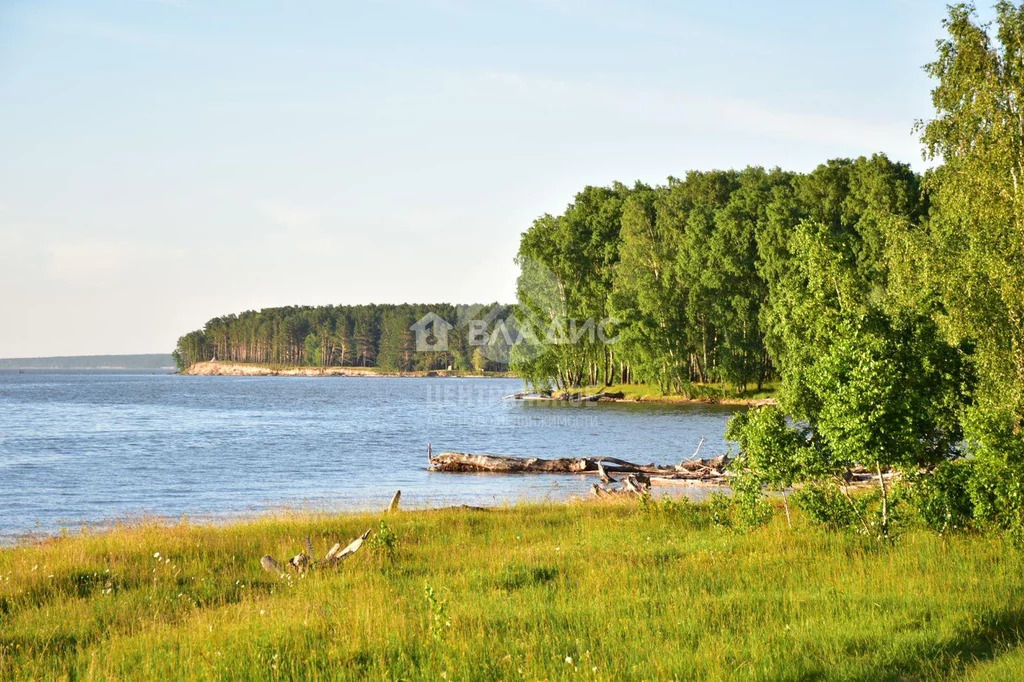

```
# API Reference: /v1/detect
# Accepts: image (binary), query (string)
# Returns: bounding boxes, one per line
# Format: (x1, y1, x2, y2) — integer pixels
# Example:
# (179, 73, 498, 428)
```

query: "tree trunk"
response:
(876, 462, 889, 538)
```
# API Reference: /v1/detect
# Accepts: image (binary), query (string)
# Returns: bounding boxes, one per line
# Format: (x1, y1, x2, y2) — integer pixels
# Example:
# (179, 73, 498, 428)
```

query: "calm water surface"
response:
(0, 371, 740, 539)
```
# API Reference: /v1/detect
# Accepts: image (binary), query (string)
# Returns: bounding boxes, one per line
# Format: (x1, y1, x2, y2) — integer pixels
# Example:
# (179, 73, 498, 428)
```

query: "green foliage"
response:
(964, 407, 1024, 539)
(303, 332, 321, 367)
(754, 302, 973, 537)
(515, 153, 924, 398)
(423, 583, 451, 644)
(917, 1, 1024, 421)
(891, 6, 1024, 523)
(726, 405, 814, 527)
(376, 309, 415, 371)
(657, 493, 694, 520)
(726, 406, 814, 490)
(706, 491, 735, 528)
(729, 472, 775, 528)
(368, 520, 399, 565)
(792, 483, 865, 531)
(471, 347, 488, 373)
(806, 309, 975, 472)
(512, 183, 636, 389)
(609, 184, 691, 392)
(173, 303, 517, 372)
(899, 460, 976, 535)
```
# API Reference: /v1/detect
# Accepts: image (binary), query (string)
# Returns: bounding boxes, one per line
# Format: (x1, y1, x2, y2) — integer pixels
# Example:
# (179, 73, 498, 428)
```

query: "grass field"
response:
(1, 498, 1022, 680)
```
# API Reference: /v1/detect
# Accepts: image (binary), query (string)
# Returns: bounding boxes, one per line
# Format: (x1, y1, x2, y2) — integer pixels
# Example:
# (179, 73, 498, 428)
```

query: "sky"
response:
(0, 0, 965, 357)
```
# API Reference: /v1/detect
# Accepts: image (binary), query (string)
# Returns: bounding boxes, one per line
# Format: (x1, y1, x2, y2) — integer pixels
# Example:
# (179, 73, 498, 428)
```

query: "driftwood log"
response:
(260, 528, 371, 575)
(428, 448, 730, 484)
(592, 472, 652, 498)
(258, 487, 404, 575)
(429, 451, 591, 473)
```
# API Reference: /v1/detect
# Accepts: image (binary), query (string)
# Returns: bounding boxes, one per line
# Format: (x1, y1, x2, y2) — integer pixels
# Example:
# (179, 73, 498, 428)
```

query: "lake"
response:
(0, 371, 741, 540)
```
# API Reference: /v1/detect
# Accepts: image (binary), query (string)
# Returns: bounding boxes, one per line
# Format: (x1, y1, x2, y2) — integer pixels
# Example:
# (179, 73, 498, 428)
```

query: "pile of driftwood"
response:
(259, 491, 403, 574)
(260, 530, 371, 574)
(426, 439, 730, 497)
(592, 463, 652, 498)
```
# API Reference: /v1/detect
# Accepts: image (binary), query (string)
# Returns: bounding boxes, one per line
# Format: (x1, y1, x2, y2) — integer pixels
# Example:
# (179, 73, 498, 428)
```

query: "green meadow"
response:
(1, 498, 1022, 680)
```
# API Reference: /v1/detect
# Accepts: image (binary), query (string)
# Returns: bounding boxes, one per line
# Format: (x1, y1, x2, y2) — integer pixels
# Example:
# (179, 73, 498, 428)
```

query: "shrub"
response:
(964, 408, 1024, 539)
(726, 405, 816, 527)
(899, 460, 976, 534)
(792, 483, 866, 531)
(424, 583, 451, 643)
(368, 520, 399, 565)
(730, 469, 775, 528)
(706, 492, 734, 528)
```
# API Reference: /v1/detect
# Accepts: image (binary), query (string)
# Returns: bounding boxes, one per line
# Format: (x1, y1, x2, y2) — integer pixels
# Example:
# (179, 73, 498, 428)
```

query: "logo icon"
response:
(409, 312, 455, 351)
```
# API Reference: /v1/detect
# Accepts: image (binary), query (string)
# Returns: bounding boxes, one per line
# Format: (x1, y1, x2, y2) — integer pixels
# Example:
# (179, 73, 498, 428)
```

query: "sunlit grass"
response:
(1, 499, 1021, 680)
(572, 381, 778, 403)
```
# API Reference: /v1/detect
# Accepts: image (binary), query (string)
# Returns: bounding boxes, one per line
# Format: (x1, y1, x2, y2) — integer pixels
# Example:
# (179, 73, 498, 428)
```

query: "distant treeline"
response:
(173, 304, 516, 372)
(512, 154, 923, 394)
(0, 354, 175, 370)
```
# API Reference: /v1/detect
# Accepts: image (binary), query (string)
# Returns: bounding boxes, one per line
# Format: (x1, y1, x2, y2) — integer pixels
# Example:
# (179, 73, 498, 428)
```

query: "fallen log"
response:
(316, 529, 370, 567)
(428, 451, 592, 473)
(650, 476, 730, 488)
(428, 450, 730, 482)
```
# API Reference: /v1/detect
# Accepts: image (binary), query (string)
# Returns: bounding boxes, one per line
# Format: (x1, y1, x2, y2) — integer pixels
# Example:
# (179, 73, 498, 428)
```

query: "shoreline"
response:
(519, 394, 776, 407)
(7, 468, 899, 546)
(517, 389, 776, 408)
(180, 361, 514, 378)
(181, 363, 775, 406)
(1, 487, 730, 547)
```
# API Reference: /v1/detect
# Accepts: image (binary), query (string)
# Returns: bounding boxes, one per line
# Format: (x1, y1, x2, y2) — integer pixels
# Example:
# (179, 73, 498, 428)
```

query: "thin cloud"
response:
(481, 70, 919, 160)
(40, 16, 189, 51)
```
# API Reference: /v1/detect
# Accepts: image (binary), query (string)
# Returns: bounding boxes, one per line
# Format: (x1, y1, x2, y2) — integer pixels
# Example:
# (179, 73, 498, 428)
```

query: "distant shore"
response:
(180, 362, 775, 406)
(180, 361, 514, 378)
(0, 353, 175, 370)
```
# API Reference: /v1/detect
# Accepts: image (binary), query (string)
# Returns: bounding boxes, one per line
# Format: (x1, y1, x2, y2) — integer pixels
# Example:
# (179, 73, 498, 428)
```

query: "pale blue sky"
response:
(0, 0, 960, 356)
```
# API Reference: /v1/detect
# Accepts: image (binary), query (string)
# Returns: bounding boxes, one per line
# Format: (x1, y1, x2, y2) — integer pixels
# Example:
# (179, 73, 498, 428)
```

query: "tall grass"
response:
(1, 499, 1021, 680)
